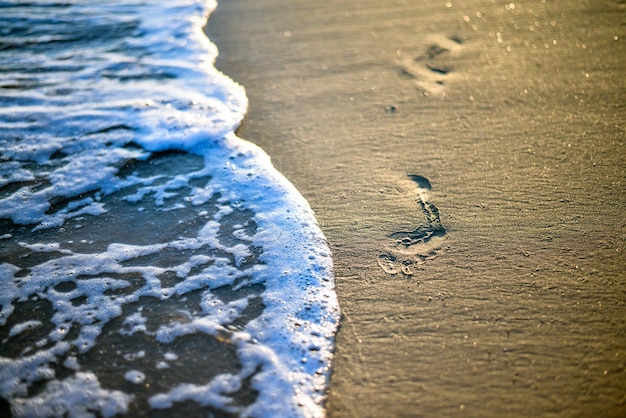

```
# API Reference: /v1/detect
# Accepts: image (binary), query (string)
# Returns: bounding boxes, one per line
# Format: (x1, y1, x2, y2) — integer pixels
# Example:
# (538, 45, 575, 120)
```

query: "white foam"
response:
(125, 370, 146, 384)
(8, 320, 42, 338)
(11, 372, 131, 418)
(149, 374, 241, 412)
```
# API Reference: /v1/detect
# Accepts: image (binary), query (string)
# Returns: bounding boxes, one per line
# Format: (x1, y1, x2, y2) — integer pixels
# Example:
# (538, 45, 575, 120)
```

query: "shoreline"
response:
(206, 0, 626, 416)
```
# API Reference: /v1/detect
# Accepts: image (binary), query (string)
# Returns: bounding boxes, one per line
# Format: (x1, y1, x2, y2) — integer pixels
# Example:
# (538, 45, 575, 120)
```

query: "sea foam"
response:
(0, 1, 339, 416)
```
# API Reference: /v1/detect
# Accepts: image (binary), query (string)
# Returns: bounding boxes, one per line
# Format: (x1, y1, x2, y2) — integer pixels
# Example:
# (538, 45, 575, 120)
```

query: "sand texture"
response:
(207, 0, 626, 416)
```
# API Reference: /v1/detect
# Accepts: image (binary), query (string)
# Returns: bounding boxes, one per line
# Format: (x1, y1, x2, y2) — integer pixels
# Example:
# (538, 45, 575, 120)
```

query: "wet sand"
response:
(206, 0, 626, 416)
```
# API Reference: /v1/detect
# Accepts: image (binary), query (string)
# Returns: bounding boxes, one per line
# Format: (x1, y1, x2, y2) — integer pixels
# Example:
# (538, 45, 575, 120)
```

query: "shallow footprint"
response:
(398, 35, 463, 96)
(377, 253, 400, 275)
(378, 174, 447, 276)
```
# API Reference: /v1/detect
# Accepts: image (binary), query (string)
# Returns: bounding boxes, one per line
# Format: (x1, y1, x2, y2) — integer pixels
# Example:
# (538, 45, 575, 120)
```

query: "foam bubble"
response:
(125, 370, 146, 385)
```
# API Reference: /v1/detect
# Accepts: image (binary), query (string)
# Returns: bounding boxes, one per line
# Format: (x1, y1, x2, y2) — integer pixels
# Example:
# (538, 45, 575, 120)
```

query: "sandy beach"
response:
(207, 0, 625, 416)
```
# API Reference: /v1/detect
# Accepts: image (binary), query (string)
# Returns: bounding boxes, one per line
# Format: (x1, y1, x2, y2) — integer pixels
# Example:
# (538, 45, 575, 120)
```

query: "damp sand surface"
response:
(206, 0, 626, 416)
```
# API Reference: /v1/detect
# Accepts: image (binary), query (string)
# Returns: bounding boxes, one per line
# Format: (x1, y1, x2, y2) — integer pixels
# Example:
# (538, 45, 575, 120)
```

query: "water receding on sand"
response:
(0, 1, 339, 416)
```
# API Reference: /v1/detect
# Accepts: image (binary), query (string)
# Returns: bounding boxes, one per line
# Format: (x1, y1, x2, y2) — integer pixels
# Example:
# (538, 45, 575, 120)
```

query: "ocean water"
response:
(0, 1, 339, 416)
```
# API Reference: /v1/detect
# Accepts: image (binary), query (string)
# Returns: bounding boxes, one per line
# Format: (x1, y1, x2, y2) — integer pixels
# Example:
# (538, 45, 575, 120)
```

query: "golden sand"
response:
(207, 0, 626, 415)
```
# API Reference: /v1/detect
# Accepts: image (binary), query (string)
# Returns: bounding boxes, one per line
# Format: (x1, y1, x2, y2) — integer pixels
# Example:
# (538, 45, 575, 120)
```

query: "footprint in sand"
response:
(398, 35, 464, 96)
(378, 175, 447, 276)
